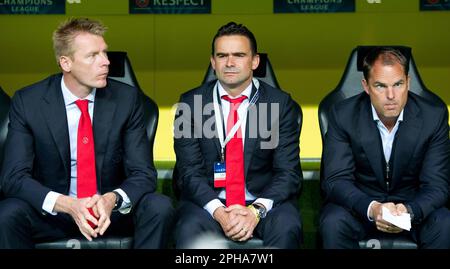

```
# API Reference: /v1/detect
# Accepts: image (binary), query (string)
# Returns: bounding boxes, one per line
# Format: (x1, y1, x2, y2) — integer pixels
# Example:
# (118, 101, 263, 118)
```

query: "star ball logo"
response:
(135, 0, 150, 8)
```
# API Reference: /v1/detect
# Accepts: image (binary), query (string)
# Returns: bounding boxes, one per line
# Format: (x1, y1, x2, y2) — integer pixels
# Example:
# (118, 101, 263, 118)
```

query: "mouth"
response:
(98, 72, 109, 78)
(223, 68, 239, 74)
(384, 103, 397, 110)
(223, 73, 238, 79)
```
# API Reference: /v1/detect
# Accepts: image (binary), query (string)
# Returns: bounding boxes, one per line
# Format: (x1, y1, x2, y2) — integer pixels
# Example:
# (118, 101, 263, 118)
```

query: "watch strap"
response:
(112, 191, 123, 211)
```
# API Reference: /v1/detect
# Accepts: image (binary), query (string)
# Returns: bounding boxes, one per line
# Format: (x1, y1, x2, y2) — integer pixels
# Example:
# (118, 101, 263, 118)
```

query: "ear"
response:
(362, 79, 369, 95)
(406, 75, 411, 91)
(251, 53, 260, 71)
(210, 55, 216, 71)
(59, 56, 72, 72)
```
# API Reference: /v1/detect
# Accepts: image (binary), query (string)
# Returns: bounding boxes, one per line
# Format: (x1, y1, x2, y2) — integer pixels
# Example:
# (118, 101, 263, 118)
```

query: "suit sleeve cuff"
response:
(114, 188, 132, 214)
(367, 201, 377, 221)
(253, 198, 273, 213)
(42, 191, 62, 215)
(204, 199, 225, 218)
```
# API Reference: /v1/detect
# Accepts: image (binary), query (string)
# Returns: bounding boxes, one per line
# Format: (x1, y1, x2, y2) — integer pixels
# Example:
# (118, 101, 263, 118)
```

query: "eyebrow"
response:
(373, 79, 404, 87)
(215, 52, 247, 57)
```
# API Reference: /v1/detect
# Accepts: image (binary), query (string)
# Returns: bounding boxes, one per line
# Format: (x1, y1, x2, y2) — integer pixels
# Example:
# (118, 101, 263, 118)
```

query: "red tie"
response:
(222, 95, 247, 206)
(75, 99, 97, 227)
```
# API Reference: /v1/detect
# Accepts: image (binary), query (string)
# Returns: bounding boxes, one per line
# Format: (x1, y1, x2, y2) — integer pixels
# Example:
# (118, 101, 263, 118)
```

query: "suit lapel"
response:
(204, 82, 222, 158)
(359, 95, 385, 185)
(92, 85, 116, 187)
(391, 96, 422, 187)
(244, 83, 262, 179)
(41, 75, 70, 179)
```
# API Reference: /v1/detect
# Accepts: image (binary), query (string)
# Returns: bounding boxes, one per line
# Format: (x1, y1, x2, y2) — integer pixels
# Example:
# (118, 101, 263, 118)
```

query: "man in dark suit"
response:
(0, 18, 174, 249)
(173, 22, 303, 249)
(320, 47, 450, 248)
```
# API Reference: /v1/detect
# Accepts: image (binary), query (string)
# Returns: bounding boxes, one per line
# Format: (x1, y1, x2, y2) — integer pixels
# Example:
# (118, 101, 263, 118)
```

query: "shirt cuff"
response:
(253, 198, 273, 212)
(114, 188, 132, 214)
(367, 200, 377, 221)
(42, 191, 62, 215)
(204, 199, 225, 218)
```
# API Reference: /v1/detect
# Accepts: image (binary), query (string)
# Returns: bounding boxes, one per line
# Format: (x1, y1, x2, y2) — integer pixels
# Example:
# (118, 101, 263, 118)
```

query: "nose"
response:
(101, 52, 110, 66)
(386, 86, 395, 100)
(226, 56, 234, 67)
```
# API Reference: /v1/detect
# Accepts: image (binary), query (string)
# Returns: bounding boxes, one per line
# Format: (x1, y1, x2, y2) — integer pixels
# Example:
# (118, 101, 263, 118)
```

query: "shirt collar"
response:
(61, 75, 96, 106)
(217, 80, 253, 100)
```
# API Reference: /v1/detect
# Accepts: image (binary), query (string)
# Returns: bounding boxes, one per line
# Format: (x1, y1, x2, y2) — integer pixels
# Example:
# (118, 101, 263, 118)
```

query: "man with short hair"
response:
(174, 22, 303, 249)
(320, 47, 450, 249)
(0, 17, 174, 249)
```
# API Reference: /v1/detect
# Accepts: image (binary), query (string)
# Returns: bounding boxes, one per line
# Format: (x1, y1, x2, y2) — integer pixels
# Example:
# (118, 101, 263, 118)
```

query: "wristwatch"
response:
(112, 191, 123, 212)
(252, 203, 267, 219)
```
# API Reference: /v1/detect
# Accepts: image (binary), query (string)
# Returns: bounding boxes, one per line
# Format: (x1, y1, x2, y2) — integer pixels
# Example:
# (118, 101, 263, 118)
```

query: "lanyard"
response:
(213, 78, 260, 161)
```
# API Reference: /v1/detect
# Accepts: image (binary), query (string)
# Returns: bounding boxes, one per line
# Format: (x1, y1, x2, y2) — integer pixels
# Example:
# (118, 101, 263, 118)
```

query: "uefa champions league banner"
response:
(274, 0, 355, 13)
(420, 0, 450, 11)
(0, 0, 65, 14)
(129, 0, 211, 14)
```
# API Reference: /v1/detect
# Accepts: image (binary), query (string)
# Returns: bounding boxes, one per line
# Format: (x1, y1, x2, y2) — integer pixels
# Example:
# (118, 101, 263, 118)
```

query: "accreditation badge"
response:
(213, 162, 226, 188)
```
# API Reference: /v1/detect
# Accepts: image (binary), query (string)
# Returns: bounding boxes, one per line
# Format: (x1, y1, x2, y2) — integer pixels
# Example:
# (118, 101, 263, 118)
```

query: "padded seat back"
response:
(107, 51, 159, 150)
(0, 86, 10, 197)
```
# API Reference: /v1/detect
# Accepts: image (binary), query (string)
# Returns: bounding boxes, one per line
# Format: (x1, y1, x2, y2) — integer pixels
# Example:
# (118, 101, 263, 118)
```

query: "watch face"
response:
(255, 205, 267, 218)
(259, 208, 267, 218)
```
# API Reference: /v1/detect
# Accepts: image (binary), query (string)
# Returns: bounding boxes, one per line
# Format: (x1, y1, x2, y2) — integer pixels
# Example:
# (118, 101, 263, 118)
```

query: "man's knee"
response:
(419, 207, 450, 248)
(0, 198, 33, 229)
(319, 204, 355, 238)
(269, 212, 302, 235)
(174, 203, 218, 245)
(426, 207, 450, 232)
(137, 193, 174, 220)
(175, 211, 207, 235)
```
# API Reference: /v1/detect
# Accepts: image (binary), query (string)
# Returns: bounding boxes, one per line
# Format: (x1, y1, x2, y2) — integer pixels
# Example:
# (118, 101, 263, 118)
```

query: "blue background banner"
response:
(420, 0, 450, 11)
(129, 0, 211, 14)
(0, 0, 65, 15)
(274, 0, 355, 13)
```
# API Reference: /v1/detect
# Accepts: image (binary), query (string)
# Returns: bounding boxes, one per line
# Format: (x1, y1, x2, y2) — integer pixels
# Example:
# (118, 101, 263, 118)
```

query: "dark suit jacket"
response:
(0, 74, 156, 212)
(322, 92, 450, 223)
(174, 80, 302, 208)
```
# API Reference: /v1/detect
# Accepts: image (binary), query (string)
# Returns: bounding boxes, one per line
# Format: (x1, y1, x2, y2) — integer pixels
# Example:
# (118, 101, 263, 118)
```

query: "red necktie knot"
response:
(75, 99, 89, 114)
(221, 95, 247, 105)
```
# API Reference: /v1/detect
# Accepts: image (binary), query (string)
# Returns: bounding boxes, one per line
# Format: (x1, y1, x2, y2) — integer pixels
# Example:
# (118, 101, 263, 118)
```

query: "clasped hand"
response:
(214, 205, 259, 242)
(69, 192, 116, 241)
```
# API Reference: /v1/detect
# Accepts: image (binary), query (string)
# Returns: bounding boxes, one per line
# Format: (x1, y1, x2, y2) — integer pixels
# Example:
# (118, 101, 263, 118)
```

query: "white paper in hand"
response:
(382, 206, 411, 231)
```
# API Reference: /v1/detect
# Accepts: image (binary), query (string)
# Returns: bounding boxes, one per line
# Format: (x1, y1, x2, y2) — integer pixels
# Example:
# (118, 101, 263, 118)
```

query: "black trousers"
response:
(0, 193, 175, 249)
(174, 199, 303, 249)
(320, 202, 450, 249)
